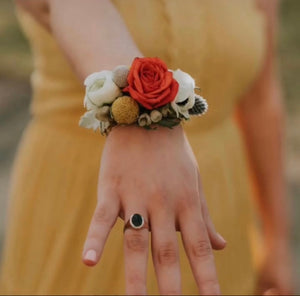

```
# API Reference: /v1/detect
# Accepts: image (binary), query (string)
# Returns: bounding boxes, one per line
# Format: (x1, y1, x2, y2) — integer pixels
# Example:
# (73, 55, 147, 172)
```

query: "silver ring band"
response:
(123, 213, 150, 232)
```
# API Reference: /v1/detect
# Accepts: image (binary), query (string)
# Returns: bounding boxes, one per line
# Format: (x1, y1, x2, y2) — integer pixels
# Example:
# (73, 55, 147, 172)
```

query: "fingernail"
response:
(84, 249, 97, 262)
(217, 233, 227, 244)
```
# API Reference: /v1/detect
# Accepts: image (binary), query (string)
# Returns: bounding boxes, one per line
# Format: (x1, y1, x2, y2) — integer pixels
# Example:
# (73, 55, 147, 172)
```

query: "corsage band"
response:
(79, 57, 208, 135)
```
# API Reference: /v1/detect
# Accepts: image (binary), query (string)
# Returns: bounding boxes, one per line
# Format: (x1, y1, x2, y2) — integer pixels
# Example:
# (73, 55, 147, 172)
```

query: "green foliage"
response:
(0, 0, 32, 78)
(157, 118, 181, 128)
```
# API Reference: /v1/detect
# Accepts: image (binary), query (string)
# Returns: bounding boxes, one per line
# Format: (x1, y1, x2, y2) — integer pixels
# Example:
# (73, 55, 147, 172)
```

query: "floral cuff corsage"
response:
(79, 57, 208, 135)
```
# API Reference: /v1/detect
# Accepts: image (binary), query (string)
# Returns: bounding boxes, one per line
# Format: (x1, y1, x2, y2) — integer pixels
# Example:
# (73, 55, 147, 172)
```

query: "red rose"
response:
(123, 57, 179, 110)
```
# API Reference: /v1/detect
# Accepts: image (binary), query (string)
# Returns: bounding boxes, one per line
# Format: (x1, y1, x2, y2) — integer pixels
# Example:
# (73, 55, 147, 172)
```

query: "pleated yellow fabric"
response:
(0, 0, 266, 294)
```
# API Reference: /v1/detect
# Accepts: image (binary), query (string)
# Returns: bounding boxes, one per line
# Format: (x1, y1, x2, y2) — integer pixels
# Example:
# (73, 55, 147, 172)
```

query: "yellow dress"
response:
(0, 0, 265, 294)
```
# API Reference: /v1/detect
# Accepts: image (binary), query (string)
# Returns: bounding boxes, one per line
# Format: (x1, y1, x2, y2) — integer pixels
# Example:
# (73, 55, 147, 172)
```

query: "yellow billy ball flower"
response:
(111, 96, 140, 124)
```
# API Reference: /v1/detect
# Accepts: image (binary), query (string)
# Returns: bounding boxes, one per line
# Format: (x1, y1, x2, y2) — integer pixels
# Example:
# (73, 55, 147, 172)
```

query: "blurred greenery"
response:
(279, 4, 300, 288)
(0, 0, 32, 79)
(279, 0, 300, 116)
(0, 0, 299, 292)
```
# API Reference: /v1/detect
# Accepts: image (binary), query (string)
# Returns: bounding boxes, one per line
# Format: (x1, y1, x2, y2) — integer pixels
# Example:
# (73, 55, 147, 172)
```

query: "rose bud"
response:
(150, 110, 163, 123)
(138, 113, 152, 127)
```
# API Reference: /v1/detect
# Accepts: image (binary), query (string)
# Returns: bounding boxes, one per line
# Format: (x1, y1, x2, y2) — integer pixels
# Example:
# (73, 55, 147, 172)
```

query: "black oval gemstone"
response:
(131, 214, 143, 227)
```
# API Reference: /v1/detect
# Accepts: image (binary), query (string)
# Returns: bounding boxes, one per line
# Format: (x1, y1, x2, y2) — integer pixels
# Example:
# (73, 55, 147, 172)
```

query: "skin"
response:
(237, 1, 293, 294)
(15, 0, 293, 295)
(85, 125, 225, 295)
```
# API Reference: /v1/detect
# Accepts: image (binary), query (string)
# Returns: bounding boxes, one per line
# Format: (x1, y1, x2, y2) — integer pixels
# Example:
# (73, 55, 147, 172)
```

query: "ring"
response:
(123, 213, 150, 232)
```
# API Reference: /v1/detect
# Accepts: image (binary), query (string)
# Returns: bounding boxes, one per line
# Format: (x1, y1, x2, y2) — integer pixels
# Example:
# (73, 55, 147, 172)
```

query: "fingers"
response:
(151, 210, 181, 295)
(197, 170, 226, 250)
(123, 210, 149, 295)
(82, 192, 119, 266)
(179, 207, 221, 295)
(201, 196, 226, 250)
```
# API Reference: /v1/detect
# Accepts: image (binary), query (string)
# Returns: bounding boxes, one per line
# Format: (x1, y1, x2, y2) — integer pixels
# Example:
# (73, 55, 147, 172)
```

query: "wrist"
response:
(111, 121, 183, 134)
(107, 122, 185, 144)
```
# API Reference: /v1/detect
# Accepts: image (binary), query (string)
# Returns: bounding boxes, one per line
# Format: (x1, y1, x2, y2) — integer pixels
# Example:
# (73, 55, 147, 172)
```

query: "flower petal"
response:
(79, 110, 100, 131)
(85, 71, 122, 109)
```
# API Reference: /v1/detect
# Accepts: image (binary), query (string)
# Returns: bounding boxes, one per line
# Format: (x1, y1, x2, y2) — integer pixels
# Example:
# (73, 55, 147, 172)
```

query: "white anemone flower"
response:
(171, 69, 196, 118)
(84, 71, 122, 110)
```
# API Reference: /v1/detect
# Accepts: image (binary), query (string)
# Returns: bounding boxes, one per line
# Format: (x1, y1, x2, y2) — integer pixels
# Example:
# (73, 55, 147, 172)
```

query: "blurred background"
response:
(0, 0, 299, 293)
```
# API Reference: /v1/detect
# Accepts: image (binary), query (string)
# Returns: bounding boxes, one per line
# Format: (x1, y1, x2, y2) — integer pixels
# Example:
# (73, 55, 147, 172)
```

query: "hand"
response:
(82, 124, 226, 295)
(257, 240, 294, 295)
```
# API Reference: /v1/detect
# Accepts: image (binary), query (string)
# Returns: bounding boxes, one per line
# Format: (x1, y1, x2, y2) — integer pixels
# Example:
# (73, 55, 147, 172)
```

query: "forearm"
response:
(47, 0, 142, 81)
(237, 70, 290, 248)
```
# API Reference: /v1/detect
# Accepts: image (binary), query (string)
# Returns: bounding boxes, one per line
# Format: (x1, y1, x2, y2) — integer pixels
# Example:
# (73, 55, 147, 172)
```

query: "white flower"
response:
(79, 109, 113, 134)
(84, 71, 122, 110)
(79, 110, 100, 131)
(170, 69, 196, 118)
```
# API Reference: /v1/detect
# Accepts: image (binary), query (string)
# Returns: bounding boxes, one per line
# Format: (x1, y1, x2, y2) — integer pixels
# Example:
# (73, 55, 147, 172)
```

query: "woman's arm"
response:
(47, 0, 143, 81)
(16, 0, 142, 81)
(237, 0, 293, 294)
(16, 1, 226, 294)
